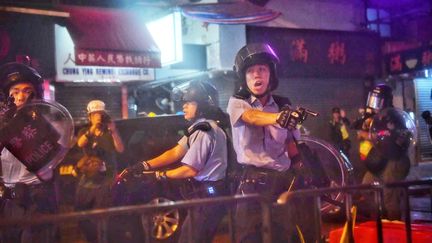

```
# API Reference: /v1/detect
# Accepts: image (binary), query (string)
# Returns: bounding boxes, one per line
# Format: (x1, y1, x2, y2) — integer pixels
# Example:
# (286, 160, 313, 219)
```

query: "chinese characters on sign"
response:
(291, 39, 308, 63)
(422, 50, 432, 67)
(55, 24, 155, 82)
(328, 41, 346, 65)
(75, 49, 160, 68)
(289, 39, 348, 65)
(249, 26, 380, 78)
(385, 46, 432, 75)
(22, 125, 37, 140)
(10, 125, 37, 149)
(390, 55, 403, 73)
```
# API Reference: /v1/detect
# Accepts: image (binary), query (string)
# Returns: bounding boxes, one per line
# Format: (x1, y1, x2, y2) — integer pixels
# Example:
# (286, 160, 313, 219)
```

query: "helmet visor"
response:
(367, 92, 384, 110)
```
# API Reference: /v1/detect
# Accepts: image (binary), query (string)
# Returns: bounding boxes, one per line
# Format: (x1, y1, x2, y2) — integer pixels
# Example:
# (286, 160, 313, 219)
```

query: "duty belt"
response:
(0, 183, 47, 200)
(241, 165, 290, 185)
(180, 179, 227, 199)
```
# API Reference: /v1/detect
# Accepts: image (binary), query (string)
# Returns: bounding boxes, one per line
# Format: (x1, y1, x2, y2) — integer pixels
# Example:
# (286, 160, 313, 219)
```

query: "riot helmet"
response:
(366, 84, 393, 111)
(332, 107, 341, 114)
(0, 62, 43, 100)
(173, 80, 222, 120)
(174, 80, 218, 107)
(233, 43, 280, 95)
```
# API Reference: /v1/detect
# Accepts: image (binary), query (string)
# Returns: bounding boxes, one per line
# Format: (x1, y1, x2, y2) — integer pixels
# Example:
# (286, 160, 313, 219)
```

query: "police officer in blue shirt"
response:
(227, 43, 314, 243)
(126, 80, 228, 243)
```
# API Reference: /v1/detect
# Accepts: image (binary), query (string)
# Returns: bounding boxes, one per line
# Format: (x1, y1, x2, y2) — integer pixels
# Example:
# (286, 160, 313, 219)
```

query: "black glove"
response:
(126, 161, 148, 174)
(276, 107, 301, 130)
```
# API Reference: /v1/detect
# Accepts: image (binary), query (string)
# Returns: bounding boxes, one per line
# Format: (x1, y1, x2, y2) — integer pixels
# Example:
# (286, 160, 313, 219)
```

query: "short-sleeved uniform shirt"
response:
(178, 118, 227, 181)
(226, 95, 300, 172)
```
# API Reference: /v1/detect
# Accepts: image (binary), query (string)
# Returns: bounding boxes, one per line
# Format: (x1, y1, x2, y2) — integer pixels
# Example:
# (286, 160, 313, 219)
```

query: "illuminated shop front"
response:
(53, 6, 187, 123)
(385, 46, 432, 162)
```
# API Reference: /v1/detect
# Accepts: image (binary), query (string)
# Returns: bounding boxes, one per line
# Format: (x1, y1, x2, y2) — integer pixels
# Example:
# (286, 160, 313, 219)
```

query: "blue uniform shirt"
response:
(178, 118, 227, 181)
(226, 95, 300, 172)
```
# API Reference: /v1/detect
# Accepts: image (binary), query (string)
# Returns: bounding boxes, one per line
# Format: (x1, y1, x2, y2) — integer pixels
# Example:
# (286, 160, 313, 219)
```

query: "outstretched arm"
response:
(146, 144, 187, 169)
(241, 109, 280, 126)
(228, 97, 282, 127)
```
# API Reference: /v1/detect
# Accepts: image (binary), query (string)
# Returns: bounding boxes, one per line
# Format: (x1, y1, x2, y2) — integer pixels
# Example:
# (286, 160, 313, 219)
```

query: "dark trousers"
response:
(178, 203, 226, 243)
(74, 174, 112, 243)
(361, 155, 411, 220)
(235, 166, 316, 243)
(0, 182, 58, 243)
(178, 180, 227, 243)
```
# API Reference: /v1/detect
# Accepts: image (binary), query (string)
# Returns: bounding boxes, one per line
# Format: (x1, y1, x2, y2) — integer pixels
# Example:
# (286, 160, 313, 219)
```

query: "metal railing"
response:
(284, 179, 432, 243)
(1, 179, 431, 243)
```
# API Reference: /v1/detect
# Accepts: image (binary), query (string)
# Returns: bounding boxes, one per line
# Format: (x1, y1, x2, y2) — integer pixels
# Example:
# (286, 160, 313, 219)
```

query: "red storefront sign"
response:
(75, 49, 160, 68)
(248, 26, 381, 78)
(61, 5, 161, 68)
(385, 46, 432, 75)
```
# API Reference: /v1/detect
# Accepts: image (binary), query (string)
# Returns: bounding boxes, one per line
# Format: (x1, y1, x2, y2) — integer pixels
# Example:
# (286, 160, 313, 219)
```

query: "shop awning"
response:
(59, 5, 161, 68)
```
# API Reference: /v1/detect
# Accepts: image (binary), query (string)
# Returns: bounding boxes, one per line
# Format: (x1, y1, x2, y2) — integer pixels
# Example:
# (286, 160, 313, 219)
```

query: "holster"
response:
(0, 183, 32, 207)
(0, 182, 57, 216)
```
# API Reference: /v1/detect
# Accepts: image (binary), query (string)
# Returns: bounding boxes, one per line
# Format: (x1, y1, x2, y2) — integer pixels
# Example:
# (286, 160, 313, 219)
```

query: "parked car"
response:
(57, 115, 190, 242)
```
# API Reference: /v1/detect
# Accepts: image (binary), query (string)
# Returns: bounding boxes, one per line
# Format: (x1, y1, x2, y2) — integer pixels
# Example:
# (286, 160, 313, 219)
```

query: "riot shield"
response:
(365, 107, 417, 173)
(0, 100, 74, 181)
(369, 107, 417, 149)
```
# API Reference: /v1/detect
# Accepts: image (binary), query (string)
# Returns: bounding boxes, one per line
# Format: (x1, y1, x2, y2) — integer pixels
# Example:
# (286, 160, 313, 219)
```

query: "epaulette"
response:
(186, 121, 212, 137)
(186, 121, 212, 148)
(233, 87, 251, 100)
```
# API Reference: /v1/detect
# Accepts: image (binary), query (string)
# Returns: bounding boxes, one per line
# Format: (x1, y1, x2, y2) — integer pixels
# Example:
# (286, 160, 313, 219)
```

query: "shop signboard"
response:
(248, 26, 381, 78)
(385, 45, 432, 75)
(55, 24, 154, 82)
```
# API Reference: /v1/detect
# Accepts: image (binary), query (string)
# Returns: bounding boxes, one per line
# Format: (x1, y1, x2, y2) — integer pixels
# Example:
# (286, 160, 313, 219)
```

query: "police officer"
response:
(356, 84, 412, 220)
(227, 43, 312, 243)
(126, 80, 228, 243)
(0, 62, 58, 243)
